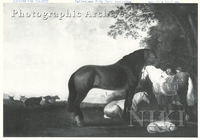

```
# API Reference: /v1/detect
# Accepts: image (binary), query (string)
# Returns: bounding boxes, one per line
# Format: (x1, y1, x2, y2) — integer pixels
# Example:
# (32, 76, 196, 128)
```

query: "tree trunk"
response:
(188, 13, 197, 44)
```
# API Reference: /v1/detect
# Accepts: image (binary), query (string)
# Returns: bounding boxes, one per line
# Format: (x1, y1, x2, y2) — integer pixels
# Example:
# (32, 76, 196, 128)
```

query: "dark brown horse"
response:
(67, 49, 157, 127)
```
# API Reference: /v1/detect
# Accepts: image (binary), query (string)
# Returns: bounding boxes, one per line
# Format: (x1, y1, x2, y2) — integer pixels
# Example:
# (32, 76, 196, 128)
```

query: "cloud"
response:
(4, 3, 142, 100)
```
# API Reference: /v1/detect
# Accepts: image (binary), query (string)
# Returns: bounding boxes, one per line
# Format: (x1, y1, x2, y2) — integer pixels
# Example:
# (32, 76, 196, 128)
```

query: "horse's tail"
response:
(187, 76, 195, 106)
(67, 73, 77, 112)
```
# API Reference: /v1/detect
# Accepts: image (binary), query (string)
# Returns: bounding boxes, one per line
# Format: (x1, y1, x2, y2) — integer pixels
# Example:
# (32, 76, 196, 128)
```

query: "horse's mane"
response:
(115, 49, 154, 76)
(117, 49, 153, 66)
(120, 49, 151, 62)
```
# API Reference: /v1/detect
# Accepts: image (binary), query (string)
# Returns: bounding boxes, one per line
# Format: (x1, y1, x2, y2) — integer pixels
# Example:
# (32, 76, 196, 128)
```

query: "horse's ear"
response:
(144, 92, 148, 96)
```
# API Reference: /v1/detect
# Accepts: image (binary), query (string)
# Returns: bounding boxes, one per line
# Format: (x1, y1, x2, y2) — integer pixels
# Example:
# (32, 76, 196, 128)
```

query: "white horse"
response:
(103, 91, 150, 119)
(141, 65, 195, 121)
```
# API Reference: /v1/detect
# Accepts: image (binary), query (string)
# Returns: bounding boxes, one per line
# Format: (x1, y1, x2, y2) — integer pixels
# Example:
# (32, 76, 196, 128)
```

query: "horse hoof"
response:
(77, 122, 84, 127)
(74, 116, 85, 127)
(185, 114, 189, 121)
(104, 114, 111, 119)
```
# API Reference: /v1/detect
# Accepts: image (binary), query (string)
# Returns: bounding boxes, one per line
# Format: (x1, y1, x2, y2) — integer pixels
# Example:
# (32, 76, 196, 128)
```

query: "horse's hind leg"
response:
(74, 107, 84, 127)
(72, 67, 96, 127)
(75, 93, 88, 118)
(188, 106, 194, 121)
(156, 94, 166, 119)
(178, 91, 190, 121)
(176, 82, 191, 121)
(74, 89, 90, 127)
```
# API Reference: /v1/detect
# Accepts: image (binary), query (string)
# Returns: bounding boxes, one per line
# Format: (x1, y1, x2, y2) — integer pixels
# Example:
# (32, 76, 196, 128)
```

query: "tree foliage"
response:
(108, 4, 155, 39)
(108, 4, 197, 74)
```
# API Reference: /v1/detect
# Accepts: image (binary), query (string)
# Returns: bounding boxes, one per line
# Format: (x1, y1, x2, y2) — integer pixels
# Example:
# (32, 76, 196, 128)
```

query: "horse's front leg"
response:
(178, 89, 191, 121)
(123, 86, 137, 123)
(123, 89, 129, 121)
(156, 94, 166, 119)
(183, 102, 190, 121)
(165, 96, 175, 120)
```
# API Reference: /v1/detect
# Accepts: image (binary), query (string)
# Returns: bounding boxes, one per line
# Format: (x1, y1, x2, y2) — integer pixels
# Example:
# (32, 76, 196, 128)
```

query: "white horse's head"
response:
(141, 65, 164, 83)
(133, 91, 150, 104)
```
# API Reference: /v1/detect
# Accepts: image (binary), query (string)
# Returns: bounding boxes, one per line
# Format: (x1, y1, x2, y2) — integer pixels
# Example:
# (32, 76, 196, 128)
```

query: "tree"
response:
(108, 4, 197, 74)
(108, 4, 155, 39)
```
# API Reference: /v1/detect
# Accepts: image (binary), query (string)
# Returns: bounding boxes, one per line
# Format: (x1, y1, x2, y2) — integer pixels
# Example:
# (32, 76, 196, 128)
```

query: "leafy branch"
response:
(107, 4, 155, 39)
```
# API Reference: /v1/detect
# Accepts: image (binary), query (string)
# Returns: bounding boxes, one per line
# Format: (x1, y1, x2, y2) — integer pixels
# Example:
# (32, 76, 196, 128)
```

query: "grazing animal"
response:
(48, 95, 60, 104)
(39, 96, 51, 105)
(8, 95, 14, 101)
(25, 97, 42, 107)
(141, 65, 195, 121)
(147, 120, 177, 133)
(43, 95, 52, 104)
(20, 95, 28, 103)
(67, 49, 157, 127)
(104, 92, 150, 119)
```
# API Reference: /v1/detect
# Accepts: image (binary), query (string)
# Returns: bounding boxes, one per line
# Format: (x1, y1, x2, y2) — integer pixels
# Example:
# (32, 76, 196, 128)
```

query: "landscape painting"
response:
(3, 2, 198, 137)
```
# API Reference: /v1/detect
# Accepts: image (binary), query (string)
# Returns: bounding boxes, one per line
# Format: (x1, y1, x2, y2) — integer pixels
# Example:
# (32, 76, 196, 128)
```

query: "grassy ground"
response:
(3, 99, 198, 137)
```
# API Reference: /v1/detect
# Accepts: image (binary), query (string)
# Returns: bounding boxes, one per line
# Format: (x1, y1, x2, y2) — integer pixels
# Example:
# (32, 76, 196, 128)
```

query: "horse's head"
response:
(43, 95, 51, 101)
(53, 95, 60, 100)
(38, 97, 43, 101)
(20, 95, 26, 100)
(144, 49, 158, 66)
(20, 95, 27, 102)
(142, 92, 150, 104)
(141, 65, 164, 83)
(8, 95, 14, 101)
(133, 91, 150, 104)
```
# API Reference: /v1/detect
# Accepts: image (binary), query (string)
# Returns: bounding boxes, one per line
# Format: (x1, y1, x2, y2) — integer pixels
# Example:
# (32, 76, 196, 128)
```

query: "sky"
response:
(3, 3, 147, 102)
